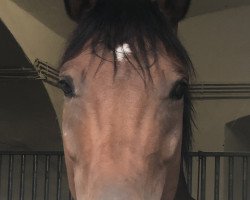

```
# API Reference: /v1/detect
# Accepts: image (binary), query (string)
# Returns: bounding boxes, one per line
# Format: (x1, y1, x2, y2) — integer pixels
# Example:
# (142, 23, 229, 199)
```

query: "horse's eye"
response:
(58, 78, 75, 98)
(169, 81, 188, 100)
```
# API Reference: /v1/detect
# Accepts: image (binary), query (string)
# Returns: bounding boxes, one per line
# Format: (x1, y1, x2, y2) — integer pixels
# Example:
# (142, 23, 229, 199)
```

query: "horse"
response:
(59, 0, 195, 199)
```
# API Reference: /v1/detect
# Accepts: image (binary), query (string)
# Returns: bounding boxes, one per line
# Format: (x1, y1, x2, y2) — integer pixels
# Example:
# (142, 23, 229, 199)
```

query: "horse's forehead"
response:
(60, 52, 185, 100)
(61, 51, 182, 83)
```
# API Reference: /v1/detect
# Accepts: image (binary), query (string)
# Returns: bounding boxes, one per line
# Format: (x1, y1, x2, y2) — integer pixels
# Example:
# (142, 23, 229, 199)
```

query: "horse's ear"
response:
(154, 0, 191, 26)
(64, 0, 95, 22)
(64, 0, 191, 25)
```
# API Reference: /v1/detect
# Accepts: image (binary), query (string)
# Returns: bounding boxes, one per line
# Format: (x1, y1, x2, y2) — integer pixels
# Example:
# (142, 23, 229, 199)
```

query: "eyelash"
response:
(58, 77, 76, 98)
(169, 80, 188, 101)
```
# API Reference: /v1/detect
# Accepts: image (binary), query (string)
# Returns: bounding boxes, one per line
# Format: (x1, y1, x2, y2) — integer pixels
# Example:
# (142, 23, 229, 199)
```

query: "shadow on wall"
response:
(224, 115, 250, 200)
(0, 20, 62, 151)
(225, 115, 250, 152)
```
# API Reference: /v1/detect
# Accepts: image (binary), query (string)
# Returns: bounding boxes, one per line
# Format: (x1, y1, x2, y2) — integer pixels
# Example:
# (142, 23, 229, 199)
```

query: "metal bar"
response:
(0, 71, 37, 75)
(38, 66, 59, 75)
(189, 152, 250, 157)
(0, 155, 2, 196)
(57, 155, 63, 200)
(193, 96, 250, 100)
(38, 71, 59, 81)
(38, 67, 59, 76)
(69, 191, 73, 200)
(7, 155, 14, 200)
(0, 66, 25, 69)
(19, 155, 26, 200)
(191, 86, 250, 90)
(0, 68, 38, 79)
(214, 156, 220, 200)
(35, 59, 59, 73)
(0, 76, 39, 80)
(32, 155, 38, 200)
(44, 155, 51, 200)
(228, 157, 234, 200)
(200, 156, 206, 200)
(197, 157, 201, 200)
(242, 157, 248, 200)
(0, 151, 64, 155)
(191, 90, 250, 93)
(187, 156, 193, 194)
(191, 83, 250, 86)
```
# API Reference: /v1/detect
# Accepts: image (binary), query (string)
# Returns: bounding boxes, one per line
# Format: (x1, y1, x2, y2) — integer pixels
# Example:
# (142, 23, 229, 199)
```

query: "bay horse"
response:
(59, 0, 194, 199)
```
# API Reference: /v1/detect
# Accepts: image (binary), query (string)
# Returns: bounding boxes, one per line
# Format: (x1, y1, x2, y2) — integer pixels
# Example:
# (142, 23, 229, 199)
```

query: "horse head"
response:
(60, 0, 194, 199)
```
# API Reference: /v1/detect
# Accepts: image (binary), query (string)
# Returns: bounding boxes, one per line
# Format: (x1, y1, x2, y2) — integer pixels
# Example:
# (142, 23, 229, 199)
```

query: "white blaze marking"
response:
(115, 43, 131, 61)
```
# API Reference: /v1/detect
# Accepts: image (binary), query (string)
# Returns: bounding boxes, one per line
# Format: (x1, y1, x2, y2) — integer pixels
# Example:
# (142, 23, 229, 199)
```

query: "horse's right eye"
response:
(58, 78, 75, 98)
(169, 80, 188, 101)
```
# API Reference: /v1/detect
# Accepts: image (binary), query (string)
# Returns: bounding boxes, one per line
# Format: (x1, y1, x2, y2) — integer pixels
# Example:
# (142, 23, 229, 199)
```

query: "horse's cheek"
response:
(62, 109, 80, 165)
(64, 153, 77, 199)
(160, 128, 182, 163)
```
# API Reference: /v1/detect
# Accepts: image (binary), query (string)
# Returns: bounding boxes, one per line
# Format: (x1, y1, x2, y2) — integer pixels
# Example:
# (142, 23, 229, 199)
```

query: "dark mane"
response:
(61, 0, 195, 161)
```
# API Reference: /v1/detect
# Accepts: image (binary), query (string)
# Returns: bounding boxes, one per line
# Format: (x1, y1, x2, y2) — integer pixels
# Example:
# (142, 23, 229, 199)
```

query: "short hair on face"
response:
(60, 0, 195, 162)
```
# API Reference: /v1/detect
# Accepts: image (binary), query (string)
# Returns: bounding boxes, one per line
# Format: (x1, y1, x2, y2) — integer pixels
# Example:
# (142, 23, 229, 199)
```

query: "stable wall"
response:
(179, 5, 250, 152)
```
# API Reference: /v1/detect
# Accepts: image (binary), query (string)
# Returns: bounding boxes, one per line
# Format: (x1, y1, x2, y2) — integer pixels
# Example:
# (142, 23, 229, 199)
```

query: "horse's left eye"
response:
(58, 77, 75, 98)
(169, 81, 188, 100)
